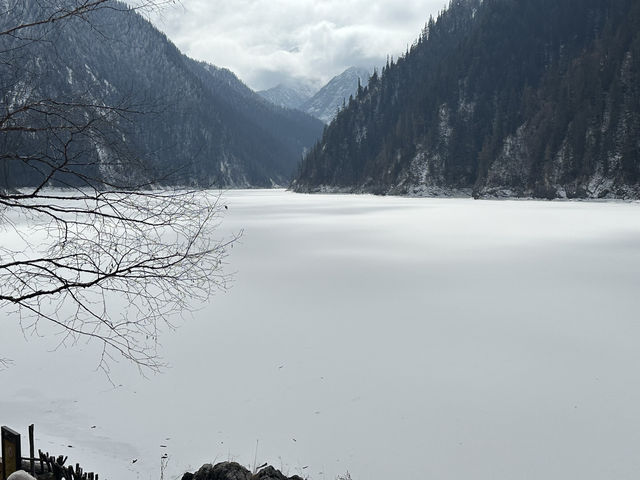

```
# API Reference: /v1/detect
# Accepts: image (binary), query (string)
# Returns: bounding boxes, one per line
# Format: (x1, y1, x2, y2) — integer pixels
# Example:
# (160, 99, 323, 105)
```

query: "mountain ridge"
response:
(0, 0, 324, 188)
(292, 0, 640, 199)
(257, 81, 317, 110)
(301, 67, 372, 124)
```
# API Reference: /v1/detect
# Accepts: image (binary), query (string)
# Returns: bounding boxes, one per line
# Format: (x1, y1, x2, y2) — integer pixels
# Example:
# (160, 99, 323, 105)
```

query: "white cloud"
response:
(147, 0, 446, 90)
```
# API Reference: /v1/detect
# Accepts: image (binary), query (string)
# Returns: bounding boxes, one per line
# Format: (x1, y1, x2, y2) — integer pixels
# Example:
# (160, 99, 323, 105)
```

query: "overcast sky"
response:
(146, 0, 447, 91)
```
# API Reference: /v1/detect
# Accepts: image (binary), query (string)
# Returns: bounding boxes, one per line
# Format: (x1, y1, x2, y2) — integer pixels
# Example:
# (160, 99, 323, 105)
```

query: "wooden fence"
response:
(1, 425, 98, 480)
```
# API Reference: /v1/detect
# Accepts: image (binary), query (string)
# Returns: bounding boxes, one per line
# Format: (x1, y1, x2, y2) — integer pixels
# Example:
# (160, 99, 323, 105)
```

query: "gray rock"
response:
(254, 465, 303, 480)
(186, 463, 303, 480)
(192, 462, 251, 480)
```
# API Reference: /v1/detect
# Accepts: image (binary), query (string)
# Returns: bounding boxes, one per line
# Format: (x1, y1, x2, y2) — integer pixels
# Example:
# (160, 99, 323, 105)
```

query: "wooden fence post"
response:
(1, 426, 21, 480)
(28, 424, 35, 476)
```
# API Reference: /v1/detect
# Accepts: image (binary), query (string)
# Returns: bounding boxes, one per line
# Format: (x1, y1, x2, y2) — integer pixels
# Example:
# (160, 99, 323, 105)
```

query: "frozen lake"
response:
(2, 189, 640, 480)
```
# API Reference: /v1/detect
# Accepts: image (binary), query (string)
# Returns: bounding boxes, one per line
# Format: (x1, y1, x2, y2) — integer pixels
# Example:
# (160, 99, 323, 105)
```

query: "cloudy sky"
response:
(146, 0, 446, 91)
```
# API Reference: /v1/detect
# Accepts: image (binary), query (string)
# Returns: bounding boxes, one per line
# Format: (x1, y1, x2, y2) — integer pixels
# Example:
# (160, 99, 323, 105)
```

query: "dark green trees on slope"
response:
(0, 0, 324, 189)
(292, 0, 640, 199)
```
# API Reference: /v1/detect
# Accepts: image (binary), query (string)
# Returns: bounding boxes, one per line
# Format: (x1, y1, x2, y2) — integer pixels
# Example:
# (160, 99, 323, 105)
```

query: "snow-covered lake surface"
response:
(2, 189, 640, 480)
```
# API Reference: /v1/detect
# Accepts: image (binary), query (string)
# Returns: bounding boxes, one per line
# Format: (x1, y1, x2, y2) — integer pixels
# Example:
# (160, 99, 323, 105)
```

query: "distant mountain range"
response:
(293, 0, 640, 199)
(257, 81, 317, 110)
(301, 67, 371, 124)
(0, 0, 324, 188)
(258, 67, 372, 124)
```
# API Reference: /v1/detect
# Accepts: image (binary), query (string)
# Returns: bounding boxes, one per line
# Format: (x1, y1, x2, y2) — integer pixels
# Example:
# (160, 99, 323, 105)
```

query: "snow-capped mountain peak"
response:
(258, 80, 317, 109)
(301, 67, 372, 124)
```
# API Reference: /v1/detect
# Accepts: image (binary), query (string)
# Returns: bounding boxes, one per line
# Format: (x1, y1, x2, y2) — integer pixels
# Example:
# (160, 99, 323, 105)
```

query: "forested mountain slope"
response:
(0, 0, 324, 188)
(292, 0, 640, 199)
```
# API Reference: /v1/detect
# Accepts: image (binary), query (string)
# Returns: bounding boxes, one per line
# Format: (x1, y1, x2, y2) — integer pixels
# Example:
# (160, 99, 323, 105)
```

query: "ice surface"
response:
(2, 190, 640, 480)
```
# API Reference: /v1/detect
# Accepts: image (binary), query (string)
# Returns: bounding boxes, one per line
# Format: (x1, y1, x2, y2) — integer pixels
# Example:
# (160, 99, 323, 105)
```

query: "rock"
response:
(253, 465, 303, 480)
(192, 462, 251, 480)
(186, 463, 303, 480)
(253, 466, 286, 480)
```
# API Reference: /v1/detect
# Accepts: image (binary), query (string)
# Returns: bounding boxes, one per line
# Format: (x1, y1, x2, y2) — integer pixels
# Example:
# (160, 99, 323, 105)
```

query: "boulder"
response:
(185, 462, 303, 480)
(254, 465, 303, 480)
(192, 462, 251, 480)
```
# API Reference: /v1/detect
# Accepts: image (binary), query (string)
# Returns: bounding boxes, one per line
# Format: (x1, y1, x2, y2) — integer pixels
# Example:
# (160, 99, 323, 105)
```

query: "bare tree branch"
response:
(0, 357, 15, 370)
(0, 0, 178, 38)
(0, 0, 236, 375)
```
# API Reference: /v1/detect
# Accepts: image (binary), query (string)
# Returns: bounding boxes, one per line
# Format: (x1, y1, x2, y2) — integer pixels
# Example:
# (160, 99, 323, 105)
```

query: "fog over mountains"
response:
(0, 0, 324, 188)
(293, 0, 640, 199)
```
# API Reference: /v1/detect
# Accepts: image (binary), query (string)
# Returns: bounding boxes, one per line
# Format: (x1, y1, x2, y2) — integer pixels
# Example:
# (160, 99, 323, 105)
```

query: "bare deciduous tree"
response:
(0, 0, 238, 374)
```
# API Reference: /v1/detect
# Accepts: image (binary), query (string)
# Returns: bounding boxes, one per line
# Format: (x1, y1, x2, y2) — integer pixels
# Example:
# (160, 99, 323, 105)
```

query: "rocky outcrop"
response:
(183, 462, 303, 480)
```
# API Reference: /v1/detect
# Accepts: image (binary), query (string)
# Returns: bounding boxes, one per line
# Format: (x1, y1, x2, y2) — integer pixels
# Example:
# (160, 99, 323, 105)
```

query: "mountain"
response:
(258, 69, 372, 125)
(0, 0, 324, 188)
(301, 67, 372, 124)
(292, 0, 640, 199)
(258, 81, 317, 110)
